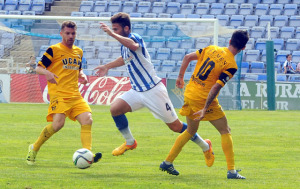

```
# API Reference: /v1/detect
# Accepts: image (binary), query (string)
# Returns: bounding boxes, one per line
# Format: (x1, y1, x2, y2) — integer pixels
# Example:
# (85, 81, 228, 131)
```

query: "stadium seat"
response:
(130, 12, 142, 18)
(277, 75, 286, 82)
(122, 1, 136, 13)
(273, 38, 284, 51)
(137, 1, 151, 13)
(280, 27, 295, 39)
(4, 0, 18, 11)
(286, 39, 300, 51)
(166, 37, 181, 48)
(230, 15, 244, 27)
(274, 15, 288, 27)
(245, 49, 260, 62)
(31, 0, 45, 15)
(76, 23, 89, 36)
(232, 0, 247, 3)
(241, 62, 250, 73)
(283, 4, 297, 16)
(132, 24, 146, 36)
(166, 2, 180, 14)
(152, 2, 166, 14)
(216, 15, 229, 26)
(152, 59, 161, 71)
(143, 13, 157, 24)
(71, 11, 84, 18)
(0, 0, 4, 10)
(292, 51, 300, 63)
(186, 14, 200, 19)
(156, 48, 171, 60)
(250, 62, 265, 73)
(219, 0, 231, 3)
(247, 0, 261, 4)
(224, 3, 238, 15)
(161, 60, 176, 72)
(255, 38, 267, 52)
(147, 48, 156, 60)
(170, 48, 185, 60)
(102, 58, 114, 65)
(195, 38, 210, 49)
(89, 23, 103, 36)
(97, 46, 111, 59)
(151, 36, 166, 48)
(38, 45, 49, 57)
(255, 4, 269, 16)
(289, 75, 300, 82)
(8, 10, 21, 25)
(142, 36, 151, 47)
(296, 27, 300, 39)
(262, 0, 275, 3)
(268, 27, 280, 38)
(172, 13, 185, 19)
(257, 74, 267, 81)
(269, 4, 283, 16)
(162, 25, 177, 37)
(180, 4, 194, 15)
(239, 4, 253, 15)
(277, 0, 291, 3)
(18, 0, 32, 12)
(250, 26, 265, 38)
(244, 15, 258, 27)
(176, 25, 190, 37)
(212, 37, 226, 46)
(107, 1, 122, 13)
(94, 1, 107, 13)
(83, 46, 96, 59)
(79, 1, 94, 13)
(195, 3, 209, 15)
(259, 15, 273, 27)
(245, 38, 255, 50)
(274, 62, 281, 73)
(78, 34, 93, 47)
(111, 46, 121, 59)
(276, 50, 290, 63)
(22, 11, 35, 27)
(289, 16, 300, 27)
(180, 38, 195, 49)
(210, 3, 224, 15)
(98, 12, 111, 17)
(203, 0, 218, 3)
(146, 24, 161, 36)
(48, 37, 61, 45)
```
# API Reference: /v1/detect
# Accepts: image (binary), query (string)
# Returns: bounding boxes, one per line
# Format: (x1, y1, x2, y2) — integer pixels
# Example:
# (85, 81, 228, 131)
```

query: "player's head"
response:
(111, 12, 131, 37)
(286, 54, 292, 61)
(229, 30, 249, 52)
(60, 21, 77, 48)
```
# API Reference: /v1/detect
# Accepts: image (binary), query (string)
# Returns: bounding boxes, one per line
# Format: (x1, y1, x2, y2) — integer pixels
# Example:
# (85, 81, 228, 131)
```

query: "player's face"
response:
(60, 27, 76, 48)
(287, 55, 292, 61)
(112, 23, 129, 37)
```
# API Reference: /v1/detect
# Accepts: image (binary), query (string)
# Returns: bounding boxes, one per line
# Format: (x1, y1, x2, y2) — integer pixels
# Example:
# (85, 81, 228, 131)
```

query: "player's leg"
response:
(26, 113, 65, 165)
(210, 116, 245, 179)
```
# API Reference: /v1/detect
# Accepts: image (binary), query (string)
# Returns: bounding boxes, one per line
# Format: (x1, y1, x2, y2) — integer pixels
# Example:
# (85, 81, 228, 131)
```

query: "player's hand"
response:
(193, 109, 206, 121)
(94, 65, 108, 77)
(100, 22, 113, 36)
(79, 74, 88, 84)
(176, 77, 185, 88)
(45, 71, 58, 84)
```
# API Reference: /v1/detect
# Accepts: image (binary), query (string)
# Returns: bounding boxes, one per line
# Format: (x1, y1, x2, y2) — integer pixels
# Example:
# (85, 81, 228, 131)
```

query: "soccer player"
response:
(26, 21, 102, 165)
(159, 30, 249, 179)
(94, 12, 214, 166)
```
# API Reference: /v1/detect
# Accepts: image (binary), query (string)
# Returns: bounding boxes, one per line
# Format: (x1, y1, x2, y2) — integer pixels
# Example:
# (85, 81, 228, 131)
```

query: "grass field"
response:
(0, 103, 299, 189)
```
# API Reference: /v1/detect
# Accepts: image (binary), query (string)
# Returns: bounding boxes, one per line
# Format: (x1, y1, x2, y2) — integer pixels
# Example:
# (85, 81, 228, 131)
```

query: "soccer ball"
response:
(73, 148, 93, 169)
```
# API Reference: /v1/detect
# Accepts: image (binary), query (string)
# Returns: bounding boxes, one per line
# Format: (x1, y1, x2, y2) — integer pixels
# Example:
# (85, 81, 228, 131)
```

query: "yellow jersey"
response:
(38, 43, 83, 100)
(184, 45, 237, 100)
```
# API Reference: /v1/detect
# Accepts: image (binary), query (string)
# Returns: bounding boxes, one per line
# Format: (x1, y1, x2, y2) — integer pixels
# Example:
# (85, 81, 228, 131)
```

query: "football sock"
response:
(112, 114, 134, 145)
(81, 124, 92, 150)
(33, 124, 56, 151)
(165, 130, 192, 163)
(221, 133, 235, 171)
(181, 123, 209, 151)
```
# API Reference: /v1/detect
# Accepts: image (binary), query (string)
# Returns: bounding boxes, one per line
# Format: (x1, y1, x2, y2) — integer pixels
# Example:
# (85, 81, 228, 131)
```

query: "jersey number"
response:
(166, 103, 171, 111)
(196, 57, 215, 81)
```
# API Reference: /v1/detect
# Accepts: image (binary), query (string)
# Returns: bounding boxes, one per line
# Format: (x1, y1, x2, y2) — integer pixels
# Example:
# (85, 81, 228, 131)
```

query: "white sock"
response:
(120, 127, 135, 145)
(192, 134, 209, 151)
(164, 161, 172, 165)
(229, 170, 237, 174)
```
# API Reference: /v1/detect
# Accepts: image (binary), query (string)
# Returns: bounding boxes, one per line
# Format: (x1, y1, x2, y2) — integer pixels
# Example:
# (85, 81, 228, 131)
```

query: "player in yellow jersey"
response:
(160, 30, 249, 179)
(26, 21, 102, 165)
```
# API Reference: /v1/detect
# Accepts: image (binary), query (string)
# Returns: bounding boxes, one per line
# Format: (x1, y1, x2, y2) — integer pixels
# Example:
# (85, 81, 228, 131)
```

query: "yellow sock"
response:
(166, 130, 192, 163)
(81, 124, 92, 150)
(221, 133, 235, 170)
(33, 124, 56, 151)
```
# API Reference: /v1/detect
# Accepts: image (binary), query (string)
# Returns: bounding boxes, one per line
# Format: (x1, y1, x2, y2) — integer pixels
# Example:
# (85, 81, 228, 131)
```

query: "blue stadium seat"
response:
(143, 13, 157, 24)
(274, 62, 281, 73)
(280, 27, 295, 39)
(259, 15, 273, 27)
(79, 1, 94, 13)
(97, 46, 111, 59)
(269, 4, 283, 16)
(152, 59, 161, 72)
(18, 0, 32, 12)
(122, 1, 136, 13)
(289, 75, 300, 82)
(49, 37, 61, 45)
(244, 15, 258, 27)
(195, 37, 210, 49)
(273, 38, 284, 51)
(4, 0, 18, 11)
(289, 16, 300, 27)
(76, 23, 89, 35)
(83, 46, 96, 59)
(146, 24, 161, 36)
(247, 0, 261, 4)
(71, 11, 84, 18)
(210, 3, 224, 15)
(180, 38, 195, 49)
(130, 12, 142, 18)
(296, 27, 300, 39)
(262, 0, 275, 3)
(8, 10, 21, 25)
(147, 48, 156, 60)
(274, 15, 288, 27)
(216, 15, 229, 26)
(250, 62, 265, 73)
(94, 1, 107, 13)
(255, 38, 267, 52)
(137, 1, 151, 13)
(230, 15, 244, 27)
(172, 13, 185, 18)
(250, 26, 265, 38)
(241, 62, 250, 73)
(162, 25, 177, 37)
(203, 0, 217, 3)
(156, 48, 171, 60)
(245, 38, 255, 50)
(151, 36, 166, 48)
(257, 74, 267, 81)
(132, 24, 146, 36)
(187, 14, 200, 19)
(170, 48, 185, 60)
(224, 3, 238, 15)
(286, 39, 300, 51)
(166, 37, 181, 48)
(31, 0, 45, 15)
(89, 23, 103, 36)
(201, 15, 215, 19)
(245, 49, 260, 62)
(152, 2, 166, 14)
(98, 11, 111, 17)
(292, 51, 300, 63)
(277, 0, 291, 3)
(22, 11, 35, 27)
(277, 75, 286, 82)
(268, 26, 280, 38)
(161, 60, 176, 72)
(239, 4, 253, 15)
(111, 46, 121, 59)
(166, 2, 180, 14)
(219, 0, 232, 3)
(78, 34, 93, 47)
(176, 25, 190, 37)
(195, 3, 209, 15)
(255, 4, 269, 16)
(107, 1, 122, 13)
(276, 50, 290, 63)
(38, 45, 49, 57)
(283, 4, 297, 16)
(0, 0, 4, 10)
(180, 4, 194, 15)
(212, 37, 226, 46)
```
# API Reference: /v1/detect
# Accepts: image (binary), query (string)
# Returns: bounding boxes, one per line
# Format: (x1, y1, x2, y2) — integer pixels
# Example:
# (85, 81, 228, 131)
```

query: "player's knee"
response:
(52, 122, 65, 132)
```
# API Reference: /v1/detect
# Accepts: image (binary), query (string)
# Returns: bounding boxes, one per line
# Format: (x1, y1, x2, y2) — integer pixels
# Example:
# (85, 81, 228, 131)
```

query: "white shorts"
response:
(119, 82, 178, 123)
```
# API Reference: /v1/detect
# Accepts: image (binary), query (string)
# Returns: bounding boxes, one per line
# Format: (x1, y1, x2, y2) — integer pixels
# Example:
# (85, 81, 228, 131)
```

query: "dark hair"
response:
(286, 54, 292, 58)
(230, 30, 249, 51)
(61, 21, 77, 31)
(111, 12, 131, 30)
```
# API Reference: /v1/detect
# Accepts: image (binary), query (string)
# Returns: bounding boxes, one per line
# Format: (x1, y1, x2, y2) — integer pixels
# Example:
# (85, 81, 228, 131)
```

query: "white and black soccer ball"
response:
(73, 148, 93, 169)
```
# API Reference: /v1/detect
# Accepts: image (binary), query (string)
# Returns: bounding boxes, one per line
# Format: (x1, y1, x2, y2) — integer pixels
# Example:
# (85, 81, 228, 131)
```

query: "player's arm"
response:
(36, 47, 58, 84)
(78, 69, 88, 84)
(94, 56, 124, 77)
(36, 65, 58, 84)
(176, 52, 198, 88)
(283, 62, 287, 74)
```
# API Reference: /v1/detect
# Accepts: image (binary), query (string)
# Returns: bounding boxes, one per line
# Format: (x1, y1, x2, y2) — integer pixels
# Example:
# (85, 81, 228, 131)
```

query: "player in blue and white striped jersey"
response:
(95, 13, 214, 164)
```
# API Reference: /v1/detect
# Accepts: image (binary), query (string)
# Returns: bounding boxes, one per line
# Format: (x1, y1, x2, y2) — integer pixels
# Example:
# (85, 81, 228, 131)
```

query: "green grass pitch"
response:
(0, 103, 299, 189)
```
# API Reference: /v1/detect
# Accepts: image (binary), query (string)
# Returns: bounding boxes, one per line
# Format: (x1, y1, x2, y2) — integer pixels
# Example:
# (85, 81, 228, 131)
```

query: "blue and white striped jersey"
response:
(121, 33, 161, 92)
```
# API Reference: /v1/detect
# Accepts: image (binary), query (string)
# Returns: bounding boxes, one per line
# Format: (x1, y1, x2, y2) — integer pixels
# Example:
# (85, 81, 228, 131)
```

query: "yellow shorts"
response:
(47, 97, 91, 122)
(179, 97, 225, 121)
